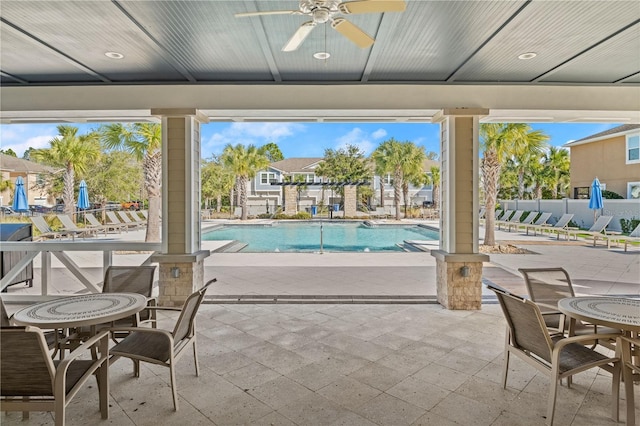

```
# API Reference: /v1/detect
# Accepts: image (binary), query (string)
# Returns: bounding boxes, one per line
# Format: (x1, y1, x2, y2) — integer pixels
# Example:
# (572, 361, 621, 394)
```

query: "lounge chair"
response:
(106, 211, 137, 231)
(493, 209, 505, 221)
(507, 210, 538, 232)
(109, 278, 216, 410)
(497, 210, 523, 230)
(139, 210, 148, 219)
(537, 213, 574, 239)
(57, 214, 98, 238)
(86, 213, 125, 234)
(604, 222, 640, 251)
(374, 207, 388, 219)
(0, 326, 110, 425)
(487, 284, 620, 426)
(117, 211, 144, 229)
(524, 212, 552, 235)
(561, 215, 613, 246)
(30, 216, 77, 240)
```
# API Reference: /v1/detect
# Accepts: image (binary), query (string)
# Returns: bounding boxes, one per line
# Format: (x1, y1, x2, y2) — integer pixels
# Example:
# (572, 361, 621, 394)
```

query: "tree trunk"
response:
(143, 152, 161, 242)
(393, 169, 402, 220)
(379, 177, 385, 207)
(216, 195, 221, 212)
(402, 182, 409, 218)
(518, 169, 525, 199)
(482, 150, 500, 246)
(240, 176, 248, 220)
(433, 185, 440, 211)
(63, 164, 75, 215)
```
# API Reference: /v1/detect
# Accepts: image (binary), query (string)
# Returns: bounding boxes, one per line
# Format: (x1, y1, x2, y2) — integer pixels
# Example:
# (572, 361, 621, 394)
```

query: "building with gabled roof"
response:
(0, 154, 56, 207)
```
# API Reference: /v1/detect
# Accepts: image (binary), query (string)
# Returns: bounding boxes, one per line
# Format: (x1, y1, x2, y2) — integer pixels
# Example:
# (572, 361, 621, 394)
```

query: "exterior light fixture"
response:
(171, 267, 180, 278)
(105, 51, 125, 59)
(313, 52, 330, 60)
(460, 266, 470, 277)
(518, 52, 537, 60)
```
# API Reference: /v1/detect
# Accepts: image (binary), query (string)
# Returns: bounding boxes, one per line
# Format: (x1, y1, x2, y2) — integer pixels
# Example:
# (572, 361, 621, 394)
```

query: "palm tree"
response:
(31, 125, 100, 215)
(221, 144, 270, 220)
(508, 126, 549, 199)
(201, 156, 235, 212)
(544, 146, 570, 198)
(372, 138, 404, 220)
(100, 123, 161, 242)
(400, 143, 427, 215)
(426, 165, 440, 210)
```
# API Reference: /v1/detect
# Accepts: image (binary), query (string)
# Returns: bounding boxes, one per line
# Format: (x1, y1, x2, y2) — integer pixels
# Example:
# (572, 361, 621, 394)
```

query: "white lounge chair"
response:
(561, 215, 614, 246)
(508, 211, 538, 232)
(524, 212, 552, 235)
(604, 222, 640, 251)
(86, 213, 125, 234)
(497, 210, 523, 230)
(106, 211, 137, 231)
(539, 213, 575, 239)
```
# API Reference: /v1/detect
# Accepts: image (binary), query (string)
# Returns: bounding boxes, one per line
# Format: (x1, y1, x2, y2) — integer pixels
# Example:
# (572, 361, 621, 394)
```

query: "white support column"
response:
(150, 108, 210, 306)
(431, 108, 490, 310)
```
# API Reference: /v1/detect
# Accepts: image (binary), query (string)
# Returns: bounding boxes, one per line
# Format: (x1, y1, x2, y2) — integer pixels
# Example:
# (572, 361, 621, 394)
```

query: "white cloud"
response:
(204, 122, 306, 154)
(334, 127, 377, 155)
(0, 125, 56, 157)
(372, 129, 387, 139)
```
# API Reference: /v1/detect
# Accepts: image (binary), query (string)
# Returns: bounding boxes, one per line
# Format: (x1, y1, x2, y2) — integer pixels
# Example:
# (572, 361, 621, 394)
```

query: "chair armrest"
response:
(108, 326, 174, 339)
(553, 332, 623, 352)
(145, 306, 183, 312)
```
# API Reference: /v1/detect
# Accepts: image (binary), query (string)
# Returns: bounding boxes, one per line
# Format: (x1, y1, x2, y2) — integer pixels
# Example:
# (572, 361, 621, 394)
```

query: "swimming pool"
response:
(203, 221, 439, 253)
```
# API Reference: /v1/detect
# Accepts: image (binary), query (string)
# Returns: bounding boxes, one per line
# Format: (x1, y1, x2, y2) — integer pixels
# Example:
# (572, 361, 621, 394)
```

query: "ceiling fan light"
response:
(518, 52, 537, 60)
(313, 52, 331, 60)
(104, 51, 124, 59)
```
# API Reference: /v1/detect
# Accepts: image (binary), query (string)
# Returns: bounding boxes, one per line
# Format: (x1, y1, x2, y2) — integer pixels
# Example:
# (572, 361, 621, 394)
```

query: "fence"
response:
(498, 199, 640, 231)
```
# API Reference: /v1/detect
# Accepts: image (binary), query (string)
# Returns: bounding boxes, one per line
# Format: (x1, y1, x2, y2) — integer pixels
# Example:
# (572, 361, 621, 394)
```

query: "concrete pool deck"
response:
(4, 219, 638, 300)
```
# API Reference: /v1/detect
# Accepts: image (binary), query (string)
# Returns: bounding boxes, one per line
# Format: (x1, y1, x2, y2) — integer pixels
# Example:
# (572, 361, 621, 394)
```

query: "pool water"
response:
(203, 221, 439, 253)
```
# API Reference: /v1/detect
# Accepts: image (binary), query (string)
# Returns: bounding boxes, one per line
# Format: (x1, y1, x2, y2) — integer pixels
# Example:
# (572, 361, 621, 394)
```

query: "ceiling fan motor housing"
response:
(299, 0, 341, 15)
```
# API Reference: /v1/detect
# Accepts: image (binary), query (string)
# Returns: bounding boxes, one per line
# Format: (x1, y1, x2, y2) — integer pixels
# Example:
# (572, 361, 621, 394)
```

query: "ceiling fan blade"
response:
(339, 0, 406, 14)
(331, 18, 374, 48)
(282, 22, 316, 52)
(235, 10, 300, 18)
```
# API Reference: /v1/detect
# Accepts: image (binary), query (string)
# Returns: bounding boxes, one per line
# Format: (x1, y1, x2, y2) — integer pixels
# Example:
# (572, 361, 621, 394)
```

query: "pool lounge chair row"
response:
(30, 212, 147, 240)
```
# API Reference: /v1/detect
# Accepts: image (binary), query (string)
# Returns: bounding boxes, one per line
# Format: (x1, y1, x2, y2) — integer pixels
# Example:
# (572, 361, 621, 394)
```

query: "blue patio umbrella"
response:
(11, 176, 29, 213)
(77, 180, 90, 210)
(588, 177, 603, 223)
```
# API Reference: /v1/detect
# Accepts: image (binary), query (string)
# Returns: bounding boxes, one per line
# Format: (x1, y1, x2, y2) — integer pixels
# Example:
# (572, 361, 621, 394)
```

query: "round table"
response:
(557, 296, 640, 332)
(12, 293, 148, 329)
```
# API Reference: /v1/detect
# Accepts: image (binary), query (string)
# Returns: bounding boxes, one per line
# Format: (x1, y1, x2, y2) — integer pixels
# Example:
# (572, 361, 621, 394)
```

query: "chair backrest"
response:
(520, 211, 538, 224)
(140, 210, 148, 219)
(519, 267, 574, 328)
(552, 213, 574, 228)
(533, 212, 552, 226)
(86, 213, 102, 227)
(629, 223, 640, 238)
(508, 210, 524, 222)
(494, 209, 504, 220)
(117, 211, 133, 223)
(57, 214, 80, 230)
(487, 285, 553, 363)
(1, 298, 11, 327)
(588, 215, 613, 232)
(31, 216, 52, 233)
(103, 266, 156, 295)
(1, 326, 56, 396)
(499, 210, 513, 221)
(106, 211, 122, 224)
(172, 279, 216, 344)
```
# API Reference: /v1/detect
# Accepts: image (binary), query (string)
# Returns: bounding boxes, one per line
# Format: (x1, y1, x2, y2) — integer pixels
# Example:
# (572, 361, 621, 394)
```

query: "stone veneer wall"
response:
(283, 186, 298, 215)
(435, 258, 483, 310)
(158, 260, 204, 307)
(343, 185, 357, 217)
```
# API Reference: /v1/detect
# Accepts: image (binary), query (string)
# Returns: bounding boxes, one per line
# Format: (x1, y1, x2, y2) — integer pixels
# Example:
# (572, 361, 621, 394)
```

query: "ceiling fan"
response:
(236, 0, 406, 52)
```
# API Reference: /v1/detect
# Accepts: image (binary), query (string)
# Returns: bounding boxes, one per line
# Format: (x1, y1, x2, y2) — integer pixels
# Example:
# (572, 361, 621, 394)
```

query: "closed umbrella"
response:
(77, 180, 90, 210)
(588, 177, 603, 224)
(12, 176, 29, 214)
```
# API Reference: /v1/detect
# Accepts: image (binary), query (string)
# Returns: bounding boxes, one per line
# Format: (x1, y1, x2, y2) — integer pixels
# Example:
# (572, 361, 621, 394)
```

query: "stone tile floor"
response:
(2, 303, 637, 426)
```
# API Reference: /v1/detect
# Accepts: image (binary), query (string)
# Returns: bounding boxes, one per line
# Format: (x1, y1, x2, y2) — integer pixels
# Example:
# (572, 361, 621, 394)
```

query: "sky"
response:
(0, 121, 622, 160)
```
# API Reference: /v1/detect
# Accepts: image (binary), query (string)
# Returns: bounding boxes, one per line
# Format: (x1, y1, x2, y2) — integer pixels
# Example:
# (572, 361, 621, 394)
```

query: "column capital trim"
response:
(151, 250, 210, 263)
(430, 250, 490, 263)
(150, 108, 209, 123)
(433, 108, 490, 122)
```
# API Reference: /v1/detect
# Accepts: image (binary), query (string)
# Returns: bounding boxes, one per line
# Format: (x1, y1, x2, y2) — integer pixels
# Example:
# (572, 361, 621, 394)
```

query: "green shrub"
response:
(273, 211, 312, 220)
(602, 190, 623, 199)
(620, 217, 640, 234)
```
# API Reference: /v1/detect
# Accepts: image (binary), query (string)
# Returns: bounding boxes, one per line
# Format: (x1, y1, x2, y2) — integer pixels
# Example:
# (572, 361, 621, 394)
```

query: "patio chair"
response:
(126, 210, 147, 226)
(518, 268, 620, 349)
(494, 209, 506, 221)
(86, 213, 125, 234)
(30, 216, 75, 240)
(139, 209, 148, 219)
(109, 278, 217, 410)
(117, 211, 144, 229)
(617, 334, 639, 426)
(604, 222, 640, 251)
(507, 210, 538, 232)
(0, 326, 110, 425)
(539, 213, 575, 239)
(57, 214, 97, 238)
(497, 210, 523, 230)
(561, 215, 613, 246)
(487, 284, 620, 426)
(1, 298, 65, 354)
(524, 212, 552, 235)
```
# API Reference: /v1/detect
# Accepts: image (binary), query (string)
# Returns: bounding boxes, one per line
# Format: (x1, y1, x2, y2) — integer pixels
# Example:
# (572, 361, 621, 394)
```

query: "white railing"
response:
(0, 241, 162, 297)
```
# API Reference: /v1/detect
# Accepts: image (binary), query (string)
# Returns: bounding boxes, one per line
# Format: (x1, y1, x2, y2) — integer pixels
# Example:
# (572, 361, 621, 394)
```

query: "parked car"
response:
(52, 204, 65, 213)
(29, 205, 51, 214)
(0, 206, 16, 215)
(121, 200, 141, 211)
(93, 201, 120, 211)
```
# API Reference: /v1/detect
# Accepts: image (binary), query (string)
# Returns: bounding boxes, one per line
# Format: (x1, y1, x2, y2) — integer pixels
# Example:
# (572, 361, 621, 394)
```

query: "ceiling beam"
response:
(243, 0, 282, 82)
(0, 70, 28, 85)
(360, 10, 404, 82)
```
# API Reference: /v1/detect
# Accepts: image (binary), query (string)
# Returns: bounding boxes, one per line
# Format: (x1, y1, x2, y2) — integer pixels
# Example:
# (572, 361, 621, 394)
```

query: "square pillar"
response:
(284, 186, 298, 215)
(431, 108, 490, 310)
(343, 185, 357, 217)
(150, 108, 211, 305)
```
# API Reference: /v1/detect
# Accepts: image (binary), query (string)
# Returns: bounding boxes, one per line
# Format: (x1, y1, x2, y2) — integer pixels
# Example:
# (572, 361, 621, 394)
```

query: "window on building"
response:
(627, 133, 640, 164)
(260, 172, 277, 184)
(574, 187, 590, 199)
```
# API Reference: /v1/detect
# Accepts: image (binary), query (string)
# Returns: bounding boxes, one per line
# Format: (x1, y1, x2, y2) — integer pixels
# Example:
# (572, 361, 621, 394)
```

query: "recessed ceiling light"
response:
(313, 52, 330, 60)
(105, 51, 124, 59)
(518, 52, 537, 60)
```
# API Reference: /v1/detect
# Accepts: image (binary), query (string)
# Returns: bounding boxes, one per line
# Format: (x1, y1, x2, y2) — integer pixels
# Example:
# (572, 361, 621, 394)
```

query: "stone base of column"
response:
(150, 250, 210, 307)
(430, 250, 490, 310)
